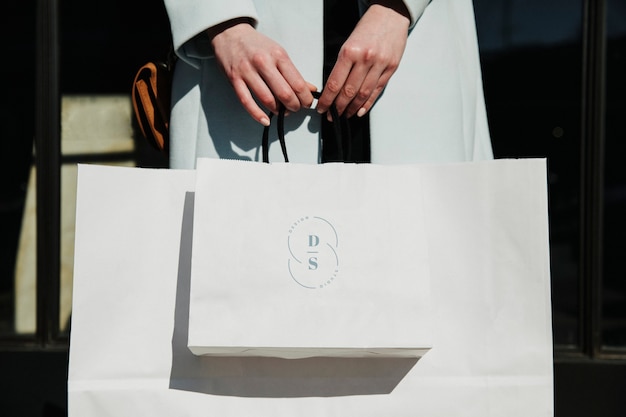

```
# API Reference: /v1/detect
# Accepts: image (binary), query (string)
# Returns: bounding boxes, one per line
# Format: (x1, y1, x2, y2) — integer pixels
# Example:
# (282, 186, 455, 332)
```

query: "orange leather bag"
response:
(131, 61, 173, 153)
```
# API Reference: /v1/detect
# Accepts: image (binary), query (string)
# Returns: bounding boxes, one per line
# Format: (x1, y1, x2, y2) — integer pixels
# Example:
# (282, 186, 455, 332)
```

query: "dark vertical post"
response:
(35, 0, 61, 345)
(580, 0, 606, 358)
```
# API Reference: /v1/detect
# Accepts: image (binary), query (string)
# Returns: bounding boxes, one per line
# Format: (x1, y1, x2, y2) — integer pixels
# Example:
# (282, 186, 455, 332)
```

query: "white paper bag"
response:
(188, 158, 433, 358)
(69, 159, 553, 417)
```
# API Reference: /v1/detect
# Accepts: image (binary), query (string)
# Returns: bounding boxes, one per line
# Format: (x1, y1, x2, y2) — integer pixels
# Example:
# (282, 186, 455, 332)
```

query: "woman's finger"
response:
(354, 67, 394, 118)
(316, 57, 352, 115)
(344, 63, 386, 117)
(277, 60, 316, 109)
(332, 60, 372, 116)
(232, 77, 272, 126)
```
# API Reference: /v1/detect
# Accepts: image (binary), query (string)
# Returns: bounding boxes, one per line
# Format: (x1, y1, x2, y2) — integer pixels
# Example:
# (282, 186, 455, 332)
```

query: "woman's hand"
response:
(316, 1, 411, 119)
(210, 20, 316, 126)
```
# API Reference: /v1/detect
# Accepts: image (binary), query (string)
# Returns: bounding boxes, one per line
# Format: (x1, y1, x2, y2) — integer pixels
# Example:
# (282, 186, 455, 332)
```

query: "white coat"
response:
(163, 0, 493, 168)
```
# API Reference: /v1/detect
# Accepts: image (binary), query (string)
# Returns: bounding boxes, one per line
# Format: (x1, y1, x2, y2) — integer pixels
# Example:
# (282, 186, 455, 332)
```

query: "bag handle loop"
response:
(262, 91, 347, 163)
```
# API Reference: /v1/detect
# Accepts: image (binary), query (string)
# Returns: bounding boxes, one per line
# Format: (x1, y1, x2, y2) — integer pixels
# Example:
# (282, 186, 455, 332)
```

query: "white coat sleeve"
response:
(400, 0, 431, 28)
(358, 0, 431, 29)
(163, 0, 258, 67)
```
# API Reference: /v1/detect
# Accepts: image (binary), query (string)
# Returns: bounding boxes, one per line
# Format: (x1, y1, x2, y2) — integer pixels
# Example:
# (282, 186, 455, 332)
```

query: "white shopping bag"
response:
(188, 158, 432, 358)
(69, 159, 553, 417)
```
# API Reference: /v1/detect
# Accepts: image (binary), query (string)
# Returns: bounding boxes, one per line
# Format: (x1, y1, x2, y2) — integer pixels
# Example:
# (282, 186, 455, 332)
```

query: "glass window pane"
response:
(602, 0, 626, 350)
(474, 0, 584, 349)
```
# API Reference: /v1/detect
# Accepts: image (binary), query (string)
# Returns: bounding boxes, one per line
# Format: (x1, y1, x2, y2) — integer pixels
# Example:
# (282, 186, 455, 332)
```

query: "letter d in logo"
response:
(308, 235, 319, 247)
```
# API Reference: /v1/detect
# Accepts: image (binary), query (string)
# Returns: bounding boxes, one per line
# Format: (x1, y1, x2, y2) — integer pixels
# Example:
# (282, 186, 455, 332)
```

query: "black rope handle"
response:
(261, 91, 346, 163)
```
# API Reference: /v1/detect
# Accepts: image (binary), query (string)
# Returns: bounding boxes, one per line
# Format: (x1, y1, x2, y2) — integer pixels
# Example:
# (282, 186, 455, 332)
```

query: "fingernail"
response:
(261, 116, 270, 126)
(357, 107, 367, 118)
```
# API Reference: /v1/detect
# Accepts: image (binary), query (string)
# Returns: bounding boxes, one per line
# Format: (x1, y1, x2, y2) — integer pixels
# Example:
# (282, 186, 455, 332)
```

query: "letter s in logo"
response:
(308, 257, 318, 270)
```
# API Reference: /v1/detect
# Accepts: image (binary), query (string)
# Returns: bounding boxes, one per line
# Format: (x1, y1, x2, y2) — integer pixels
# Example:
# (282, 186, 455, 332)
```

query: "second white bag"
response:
(188, 158, 433, 359)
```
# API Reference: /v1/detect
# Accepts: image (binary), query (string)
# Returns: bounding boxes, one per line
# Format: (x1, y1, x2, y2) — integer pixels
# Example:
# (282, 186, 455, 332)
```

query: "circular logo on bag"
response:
(287, 216, 339, 289)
